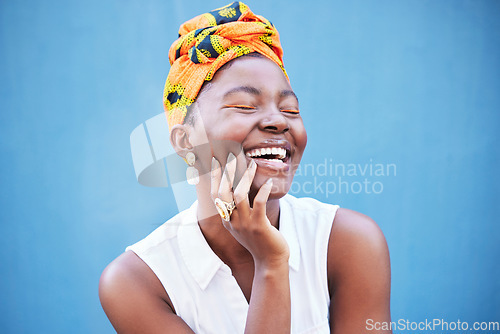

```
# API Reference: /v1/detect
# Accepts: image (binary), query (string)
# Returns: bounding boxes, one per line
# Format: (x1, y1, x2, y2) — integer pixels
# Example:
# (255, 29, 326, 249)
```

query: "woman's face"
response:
(190, 56, 307, 198)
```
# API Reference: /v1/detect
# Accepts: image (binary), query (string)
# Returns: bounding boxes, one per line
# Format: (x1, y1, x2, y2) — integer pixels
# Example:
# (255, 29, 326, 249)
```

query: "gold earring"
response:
(186, 151, 199, 185)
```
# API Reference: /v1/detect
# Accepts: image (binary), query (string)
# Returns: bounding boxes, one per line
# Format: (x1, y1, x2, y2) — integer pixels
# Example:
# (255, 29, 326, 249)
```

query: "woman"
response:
(99, 2, 391, 333)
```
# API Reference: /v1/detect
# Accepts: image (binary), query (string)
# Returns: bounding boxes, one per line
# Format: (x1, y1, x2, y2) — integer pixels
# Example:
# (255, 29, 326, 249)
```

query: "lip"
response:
(251, 157, 290, 172)
(243, 139, 292, 172)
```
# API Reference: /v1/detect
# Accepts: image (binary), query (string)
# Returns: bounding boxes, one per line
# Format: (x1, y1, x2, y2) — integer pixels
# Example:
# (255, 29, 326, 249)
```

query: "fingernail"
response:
(249, 159, 256, 168)
(227, 152, 235, 162)
(211, 157, 217, 171)
(266, 178, 273, 186)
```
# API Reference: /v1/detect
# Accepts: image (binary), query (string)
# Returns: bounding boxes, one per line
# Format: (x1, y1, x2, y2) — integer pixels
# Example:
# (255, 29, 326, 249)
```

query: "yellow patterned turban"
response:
(163, 1, 287, 130)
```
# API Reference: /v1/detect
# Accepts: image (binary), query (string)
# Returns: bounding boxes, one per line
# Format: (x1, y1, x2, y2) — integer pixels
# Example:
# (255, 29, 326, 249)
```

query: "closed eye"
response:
(224, 104, 256, 110)
(281, 109, 300, 114)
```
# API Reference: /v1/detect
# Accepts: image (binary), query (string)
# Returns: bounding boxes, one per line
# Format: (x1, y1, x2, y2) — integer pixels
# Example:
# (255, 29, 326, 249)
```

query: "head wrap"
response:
(163, 1, 287, 130)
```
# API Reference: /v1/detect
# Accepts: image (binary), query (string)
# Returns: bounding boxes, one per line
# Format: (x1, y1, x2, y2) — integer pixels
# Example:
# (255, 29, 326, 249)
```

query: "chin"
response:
(269, 178, 292, 199)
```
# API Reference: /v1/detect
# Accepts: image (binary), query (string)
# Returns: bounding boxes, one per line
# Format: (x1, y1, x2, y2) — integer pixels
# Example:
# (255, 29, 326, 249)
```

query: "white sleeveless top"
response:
(126, 194, 339, 334)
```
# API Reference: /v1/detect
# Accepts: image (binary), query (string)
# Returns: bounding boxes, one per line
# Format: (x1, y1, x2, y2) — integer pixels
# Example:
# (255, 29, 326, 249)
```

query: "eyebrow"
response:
(223, 86, 299, 103)
(223, 86, 261, 98)
(280, 90, 299, 103)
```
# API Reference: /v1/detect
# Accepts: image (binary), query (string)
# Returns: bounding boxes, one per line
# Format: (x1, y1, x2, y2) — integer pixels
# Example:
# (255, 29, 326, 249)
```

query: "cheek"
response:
(198, 115, 255, 164)
(293, 121, 308, 152)
(205, 115, 253, 143)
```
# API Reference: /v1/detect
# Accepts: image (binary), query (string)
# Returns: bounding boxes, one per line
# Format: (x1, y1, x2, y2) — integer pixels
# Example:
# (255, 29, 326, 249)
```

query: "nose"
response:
(258, 109, 290, 134)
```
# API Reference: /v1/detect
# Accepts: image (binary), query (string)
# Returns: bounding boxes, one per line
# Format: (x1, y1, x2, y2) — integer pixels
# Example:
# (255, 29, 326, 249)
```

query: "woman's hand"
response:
(210, 152, 290, 268)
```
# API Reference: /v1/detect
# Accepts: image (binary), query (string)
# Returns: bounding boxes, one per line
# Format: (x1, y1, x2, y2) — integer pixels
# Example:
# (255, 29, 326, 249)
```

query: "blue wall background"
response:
(1, 0, 498, 333)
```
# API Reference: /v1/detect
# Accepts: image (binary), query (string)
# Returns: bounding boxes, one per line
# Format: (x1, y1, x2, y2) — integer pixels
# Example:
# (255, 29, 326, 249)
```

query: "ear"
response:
(170, 124, 193, 158)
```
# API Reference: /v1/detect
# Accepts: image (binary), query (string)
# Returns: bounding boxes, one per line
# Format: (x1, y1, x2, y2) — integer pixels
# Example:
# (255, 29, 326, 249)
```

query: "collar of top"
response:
(177, 196, 301, 290)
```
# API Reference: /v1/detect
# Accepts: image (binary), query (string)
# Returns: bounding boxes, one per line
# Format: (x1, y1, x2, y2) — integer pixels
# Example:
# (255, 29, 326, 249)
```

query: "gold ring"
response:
(214, 198, 236, 222)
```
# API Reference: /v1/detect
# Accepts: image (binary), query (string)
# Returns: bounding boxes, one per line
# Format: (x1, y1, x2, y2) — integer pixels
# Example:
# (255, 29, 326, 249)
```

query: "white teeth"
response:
(246, 147, 288, 160)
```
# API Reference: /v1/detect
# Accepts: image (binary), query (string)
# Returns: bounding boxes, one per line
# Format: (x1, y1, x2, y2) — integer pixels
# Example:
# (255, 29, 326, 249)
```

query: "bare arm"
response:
(245, 260, 290, 334)
(99, 251, 195, 334)
(328, 208, 392, 334)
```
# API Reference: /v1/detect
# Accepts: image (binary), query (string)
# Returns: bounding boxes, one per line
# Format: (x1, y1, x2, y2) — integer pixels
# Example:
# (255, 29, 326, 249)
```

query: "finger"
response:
(229, 210, 240, 228)
(218, 152, 236, 201)
(225, 152, 237, 186)
(233, 159, 257, 218)
(233, 158, 257, 204)
(252, 178, 273, 220)
(210, 157, 222, 200)
(233, 147, 248, 189)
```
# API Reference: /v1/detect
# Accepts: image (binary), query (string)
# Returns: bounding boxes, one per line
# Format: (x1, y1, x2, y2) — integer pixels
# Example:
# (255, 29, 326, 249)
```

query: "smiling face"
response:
(186, 55, 307, 199)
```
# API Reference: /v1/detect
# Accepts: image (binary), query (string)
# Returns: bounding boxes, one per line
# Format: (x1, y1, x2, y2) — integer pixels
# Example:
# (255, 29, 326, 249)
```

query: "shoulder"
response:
(99, 251, 196, 333)
(330, 208, 388, 252)
(99, 251, 177, 332)
(99, 251, 167, 296)
(327, 208, 390, 294)
(99, 251, 174, 312)
(100, 221, 180, 309)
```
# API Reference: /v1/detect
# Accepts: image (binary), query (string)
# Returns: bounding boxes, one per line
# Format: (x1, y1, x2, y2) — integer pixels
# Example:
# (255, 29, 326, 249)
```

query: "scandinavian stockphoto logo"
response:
(289, 158, 397, 197)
